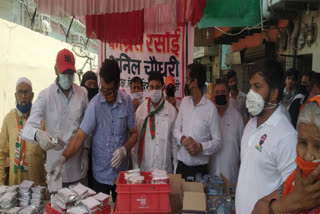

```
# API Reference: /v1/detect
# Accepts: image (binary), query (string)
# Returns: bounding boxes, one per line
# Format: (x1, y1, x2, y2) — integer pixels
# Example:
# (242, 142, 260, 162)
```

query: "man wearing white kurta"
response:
(235, 60, 297, 214)
(132, 72, 177, 173)
(22, 49, 89, 186)
(209, 79, 244, 185)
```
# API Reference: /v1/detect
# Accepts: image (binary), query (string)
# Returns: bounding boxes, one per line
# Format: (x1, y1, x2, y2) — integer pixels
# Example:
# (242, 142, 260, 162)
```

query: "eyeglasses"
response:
(16, 90, 32, 96)
(100, 86, 114, 96)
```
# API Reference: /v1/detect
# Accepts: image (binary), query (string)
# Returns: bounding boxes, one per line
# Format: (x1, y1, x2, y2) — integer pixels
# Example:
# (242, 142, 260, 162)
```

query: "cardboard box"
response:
(169, 175, 207, 214)
(169, 174, 183, 214)
(182, 192, 207, 214)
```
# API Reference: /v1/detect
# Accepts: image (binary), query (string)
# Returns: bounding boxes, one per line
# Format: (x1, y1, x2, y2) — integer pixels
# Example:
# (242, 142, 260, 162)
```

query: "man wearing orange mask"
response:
(49, 59, 138, 202)
(253, 96, 320, 214)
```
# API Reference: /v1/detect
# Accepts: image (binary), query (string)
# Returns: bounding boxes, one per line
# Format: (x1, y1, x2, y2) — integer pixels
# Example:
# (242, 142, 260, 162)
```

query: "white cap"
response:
(16, 77, 32, 88)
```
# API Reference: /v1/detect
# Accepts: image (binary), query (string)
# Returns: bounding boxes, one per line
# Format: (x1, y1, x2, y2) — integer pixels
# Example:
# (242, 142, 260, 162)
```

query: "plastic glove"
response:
(50, 156, 66, 181)
(36, 130, 56, 151)
(80, 149, 89, 179)
(111, 147, 127, 169)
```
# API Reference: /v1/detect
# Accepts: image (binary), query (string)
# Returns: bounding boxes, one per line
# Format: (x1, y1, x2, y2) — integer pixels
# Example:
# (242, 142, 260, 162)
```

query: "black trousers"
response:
(176, 161, 208, 179)
(92, 177, 117, 202)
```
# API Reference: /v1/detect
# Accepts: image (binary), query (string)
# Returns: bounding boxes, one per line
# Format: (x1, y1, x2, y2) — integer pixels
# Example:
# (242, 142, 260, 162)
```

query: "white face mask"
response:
(149, 90, 162, 104)
(59, 74, 74, 90)
(131, 92, 144, 104)
(246, 89, 278, 116)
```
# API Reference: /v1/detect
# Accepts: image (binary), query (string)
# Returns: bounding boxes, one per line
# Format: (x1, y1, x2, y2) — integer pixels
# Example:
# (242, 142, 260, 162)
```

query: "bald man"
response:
(0, 78, 46, 185)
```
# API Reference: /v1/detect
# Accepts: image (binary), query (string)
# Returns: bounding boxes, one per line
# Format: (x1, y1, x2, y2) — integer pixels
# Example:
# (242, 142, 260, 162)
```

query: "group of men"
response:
(2, 48, 320, 213)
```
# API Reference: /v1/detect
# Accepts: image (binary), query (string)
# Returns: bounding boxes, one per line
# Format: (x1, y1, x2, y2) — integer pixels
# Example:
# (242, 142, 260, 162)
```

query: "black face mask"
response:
(166, 85, 176, 97)
(215, 94, 227, 105)
(298, 85, 307, 95)
(85, 87, 99, 101)
(229, 84, 237, 91)
(184, 84, 190, 96)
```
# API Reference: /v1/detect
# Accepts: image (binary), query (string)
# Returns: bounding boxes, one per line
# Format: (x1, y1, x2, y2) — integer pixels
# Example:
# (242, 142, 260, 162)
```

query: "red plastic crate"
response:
(113, 201, 168, 214)
(45, 203, 111, 214)
(116, 171, 170, 213)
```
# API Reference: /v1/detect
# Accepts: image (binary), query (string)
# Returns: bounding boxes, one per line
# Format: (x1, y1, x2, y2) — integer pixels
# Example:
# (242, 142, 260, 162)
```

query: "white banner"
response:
(104, 26, 187, 99)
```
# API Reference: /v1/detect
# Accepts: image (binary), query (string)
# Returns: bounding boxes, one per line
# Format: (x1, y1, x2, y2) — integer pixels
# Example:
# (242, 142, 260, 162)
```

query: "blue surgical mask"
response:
(16, 103, 32, 113)
(59, 74, 74, 90)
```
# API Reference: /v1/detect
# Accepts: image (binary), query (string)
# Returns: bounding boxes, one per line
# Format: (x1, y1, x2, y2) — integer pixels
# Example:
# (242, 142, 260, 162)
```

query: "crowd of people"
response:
(1, 48, 320, 213)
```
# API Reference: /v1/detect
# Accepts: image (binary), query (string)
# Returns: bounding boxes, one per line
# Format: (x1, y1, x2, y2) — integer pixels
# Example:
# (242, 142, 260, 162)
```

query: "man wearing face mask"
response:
(288, 71, 313, 128)
(0, 78, 46, 186)
(131, 72, 178, 173)
(235, 59, 297, 214)
(164, 76, 181, 111)
(81, 71, 99, 101)
(23, 49, 89, 187)
(174, 63, 222, 179)
(209, 79, 244, 184)
(130, 76, 144, 111)
(49, 59, 138, 202)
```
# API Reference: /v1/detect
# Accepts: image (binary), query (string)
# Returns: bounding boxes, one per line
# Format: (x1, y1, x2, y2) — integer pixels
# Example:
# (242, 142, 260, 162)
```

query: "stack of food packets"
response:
(151, 169, 169, 184)
(79, 197, 100, 214)
(69, 183, 89, 204)
(30, 186, 46, 208)
(51, 188, 76, 213)
(0, 191, 18, 210)
(19, 180, 34, 207)
(93, 192, 110, 209)
(124, 169, 145, 184)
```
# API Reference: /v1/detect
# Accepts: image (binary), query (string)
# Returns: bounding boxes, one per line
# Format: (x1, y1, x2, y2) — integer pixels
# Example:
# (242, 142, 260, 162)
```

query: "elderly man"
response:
(174, 63, 222, 179)
(0, 78, 46, 186)
(130, 76, 144, 111)
(22, 49, 89, 187)
(209, 79, 244, 184)
(49, 59, 138, 202)
(132, 72, 177, 173)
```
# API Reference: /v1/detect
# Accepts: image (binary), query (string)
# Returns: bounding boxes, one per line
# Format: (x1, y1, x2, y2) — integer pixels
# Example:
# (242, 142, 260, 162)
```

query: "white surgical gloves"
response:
(36, 130, 56, 151)
(49, 155, 66, 181)
(111, 146, 127, 169)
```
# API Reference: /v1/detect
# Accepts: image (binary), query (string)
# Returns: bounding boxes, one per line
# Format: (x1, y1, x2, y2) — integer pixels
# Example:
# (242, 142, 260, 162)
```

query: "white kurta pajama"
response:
(209, 104, 244, 185)
(132, 98, 178, 173)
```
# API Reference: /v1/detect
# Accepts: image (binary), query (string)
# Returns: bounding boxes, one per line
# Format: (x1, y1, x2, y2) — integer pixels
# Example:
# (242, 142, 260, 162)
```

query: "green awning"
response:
(198, 0, 261, 28)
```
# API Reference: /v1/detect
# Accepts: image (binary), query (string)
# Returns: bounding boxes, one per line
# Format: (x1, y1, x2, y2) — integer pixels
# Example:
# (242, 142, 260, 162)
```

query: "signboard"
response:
(102, 26, 188, 99)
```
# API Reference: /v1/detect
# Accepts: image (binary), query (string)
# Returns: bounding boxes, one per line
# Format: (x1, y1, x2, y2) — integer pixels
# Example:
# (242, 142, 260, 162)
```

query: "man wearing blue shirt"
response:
(50, 59, 138, 201)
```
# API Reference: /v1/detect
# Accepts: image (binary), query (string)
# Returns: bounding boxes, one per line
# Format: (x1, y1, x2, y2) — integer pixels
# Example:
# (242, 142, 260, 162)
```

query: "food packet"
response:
(93, 192, 110, 208)
(127, 175, 144, 184)
(18, 205, 37, 214)
(69, 183, 88, 201)
(51, 194, 72, 210)
(19, 180, 34, 190)
(6, 207, 22, 214)
(80, 197, 100, 211)
(67, 206, 88, 214)
(57, 188, 76, 203)
(7, 185, 19, 192)
(0, 192, 17, 204)
(151, 169, 169, 184)
(31, 186, 46, 194)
